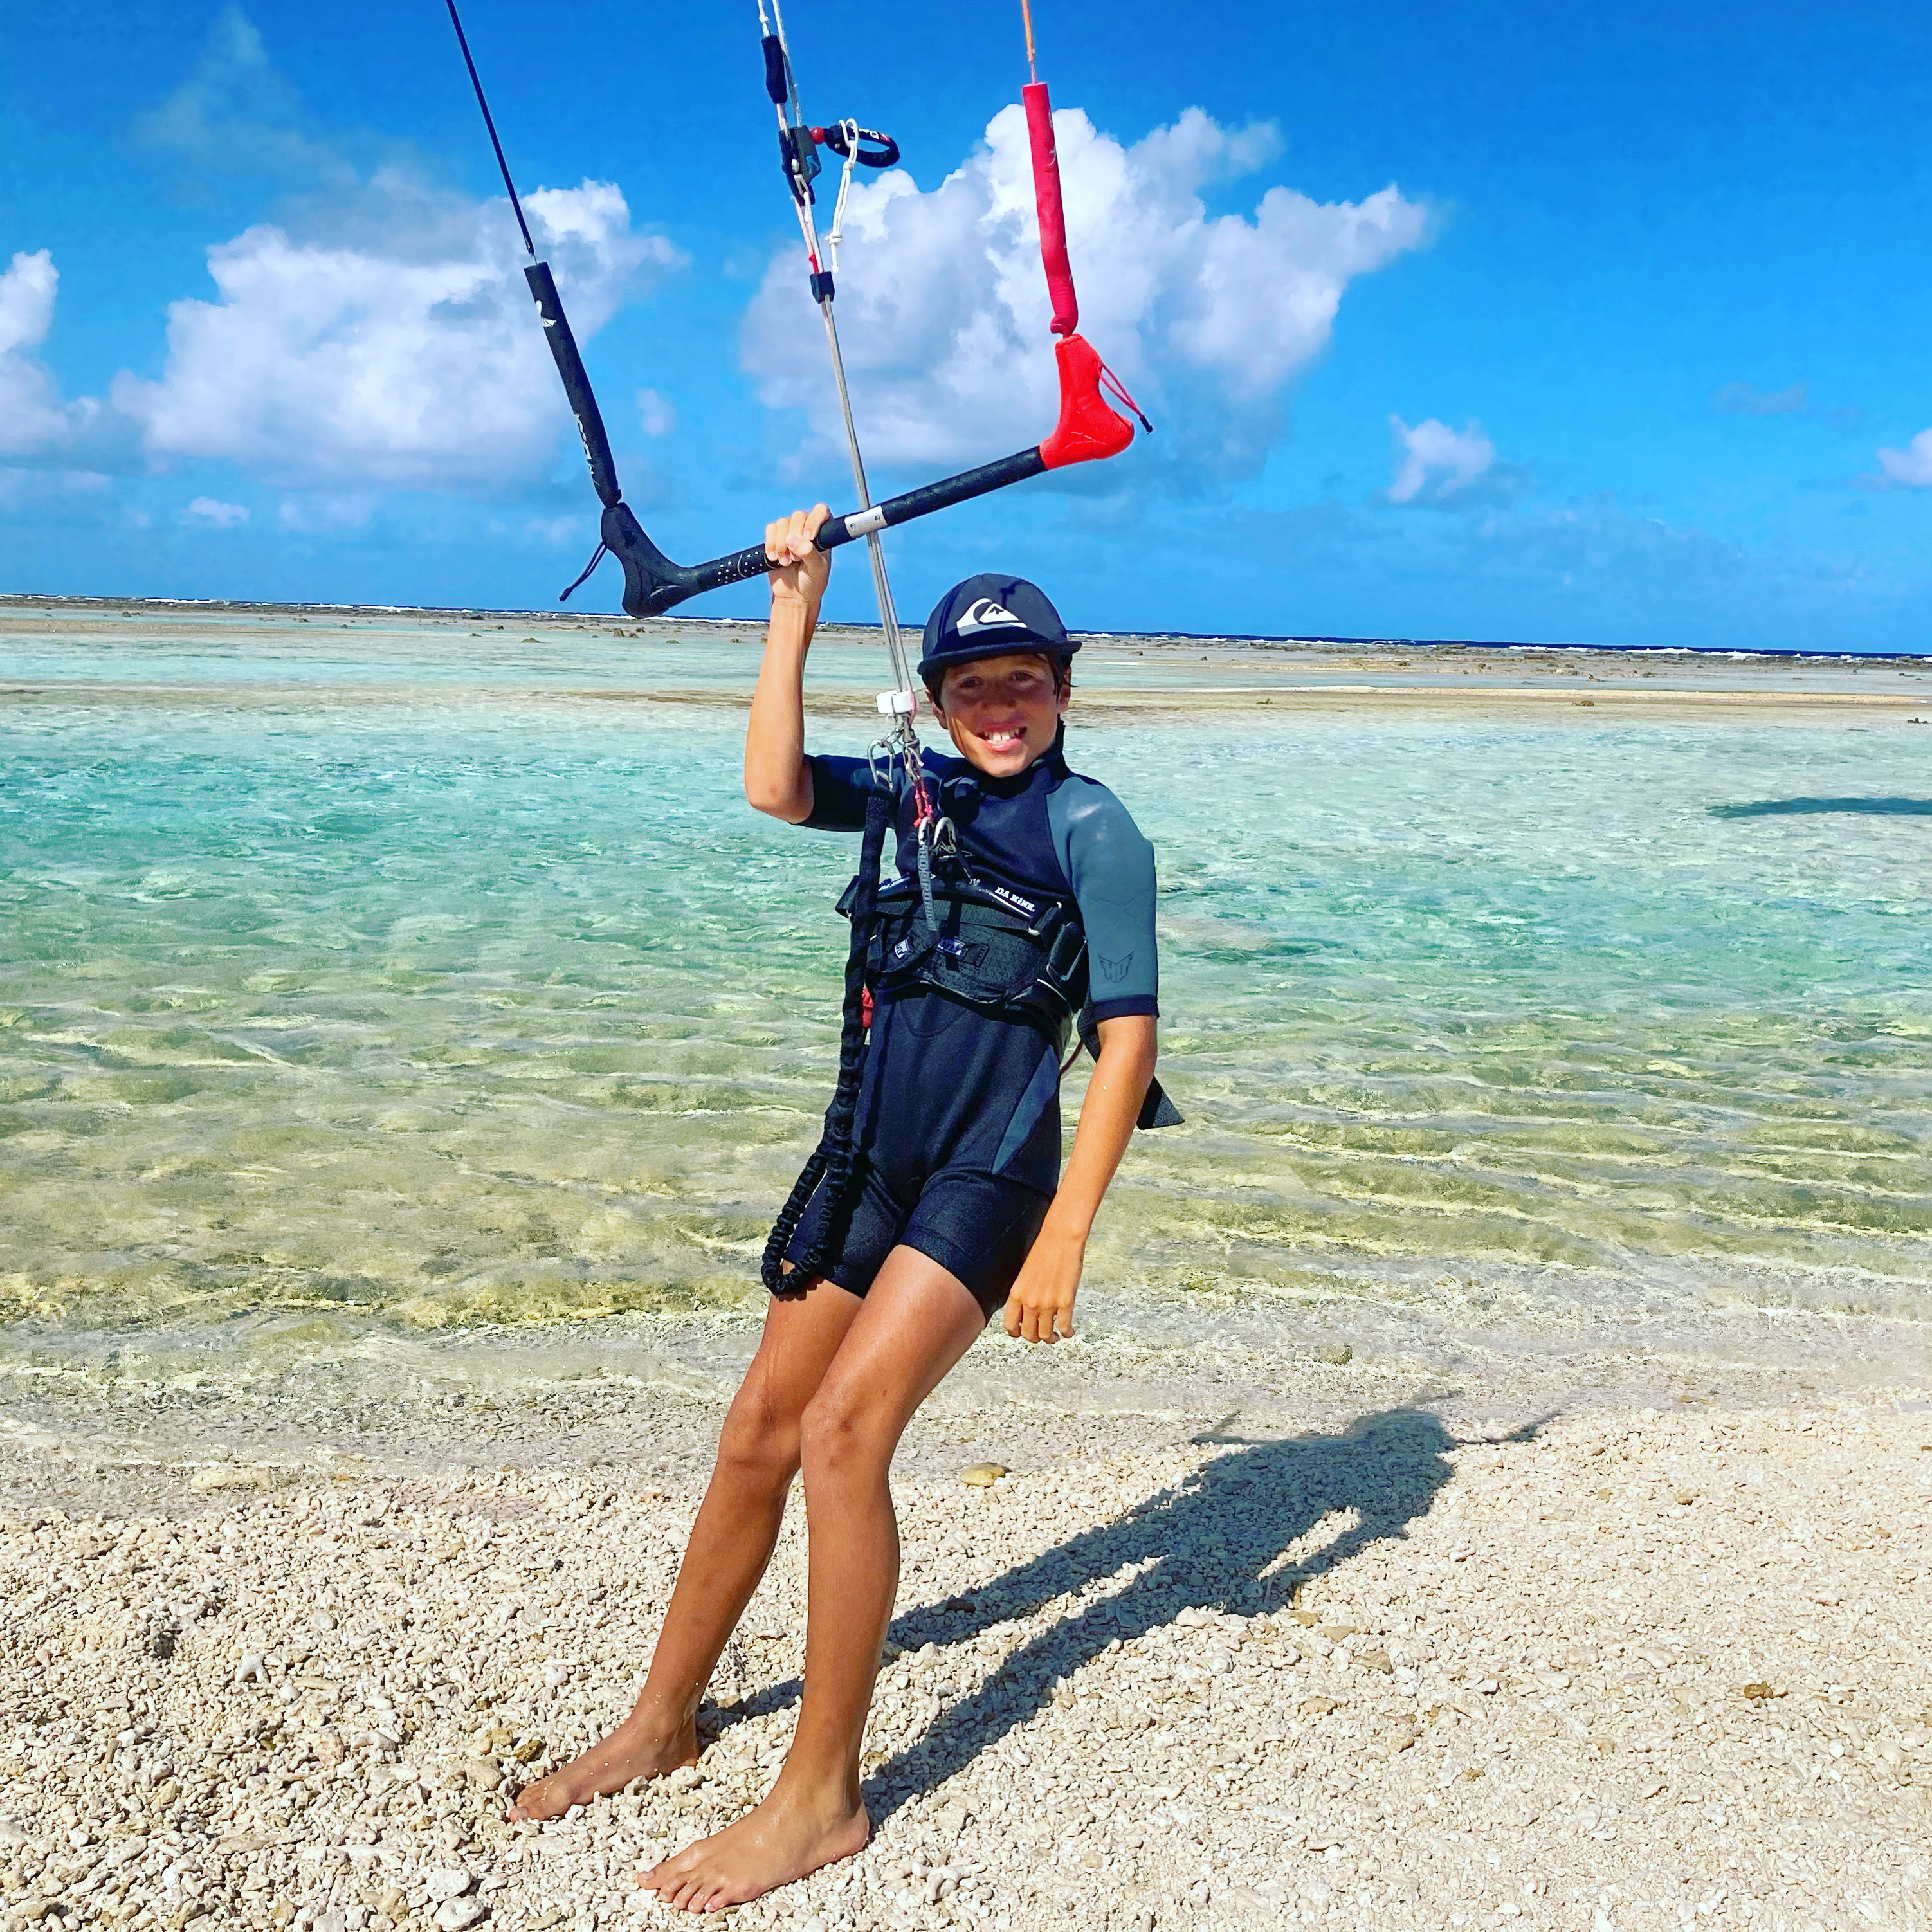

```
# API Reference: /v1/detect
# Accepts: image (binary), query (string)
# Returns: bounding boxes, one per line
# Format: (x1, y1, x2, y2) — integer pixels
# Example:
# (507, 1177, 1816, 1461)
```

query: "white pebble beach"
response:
(3, 1335, 1927, 1932)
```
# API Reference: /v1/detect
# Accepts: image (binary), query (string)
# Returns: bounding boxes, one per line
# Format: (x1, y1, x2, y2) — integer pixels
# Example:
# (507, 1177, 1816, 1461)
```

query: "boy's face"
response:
(930, 651, 1068, 779)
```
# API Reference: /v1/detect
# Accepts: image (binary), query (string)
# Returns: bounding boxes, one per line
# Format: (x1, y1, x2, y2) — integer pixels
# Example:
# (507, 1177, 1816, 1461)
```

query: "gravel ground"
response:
(3, 1386, 1930, 1932)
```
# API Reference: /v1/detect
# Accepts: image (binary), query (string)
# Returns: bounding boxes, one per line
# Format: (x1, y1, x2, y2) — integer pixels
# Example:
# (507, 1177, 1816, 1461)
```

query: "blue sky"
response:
(4, 0, 1929, 649)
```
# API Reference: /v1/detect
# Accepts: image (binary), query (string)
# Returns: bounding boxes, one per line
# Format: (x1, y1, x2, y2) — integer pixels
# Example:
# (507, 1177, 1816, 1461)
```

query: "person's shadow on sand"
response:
(851, 1405, 1465, 1821)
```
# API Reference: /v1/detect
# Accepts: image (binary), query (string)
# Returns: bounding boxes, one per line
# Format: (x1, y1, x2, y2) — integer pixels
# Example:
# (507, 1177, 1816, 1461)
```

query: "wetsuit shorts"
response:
(784, 1155, 1053, 1318)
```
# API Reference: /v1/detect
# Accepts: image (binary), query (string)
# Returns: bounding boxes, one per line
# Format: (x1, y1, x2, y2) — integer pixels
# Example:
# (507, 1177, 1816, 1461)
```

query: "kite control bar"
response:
(518, 255, 1132, 617)
(600, 449, 1047, 615)
(448, 0, 1149, 623)
(594, 331, 1136, 615)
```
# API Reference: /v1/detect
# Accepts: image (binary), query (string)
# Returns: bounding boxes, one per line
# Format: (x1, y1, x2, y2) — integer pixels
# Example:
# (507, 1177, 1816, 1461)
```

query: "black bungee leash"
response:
(758, 774, 895, 1292)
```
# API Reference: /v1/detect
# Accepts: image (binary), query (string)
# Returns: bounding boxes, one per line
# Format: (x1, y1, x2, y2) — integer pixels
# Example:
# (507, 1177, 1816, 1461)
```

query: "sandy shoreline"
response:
(3, 1342, 1928, 1932)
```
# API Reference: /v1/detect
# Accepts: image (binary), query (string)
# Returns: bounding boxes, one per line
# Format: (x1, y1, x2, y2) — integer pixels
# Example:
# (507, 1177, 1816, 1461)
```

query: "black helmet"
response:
(918, 574, 1076, 685)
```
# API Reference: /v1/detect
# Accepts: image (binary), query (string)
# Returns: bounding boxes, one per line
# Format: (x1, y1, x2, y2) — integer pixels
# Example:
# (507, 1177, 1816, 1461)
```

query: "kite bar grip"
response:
(525, 260, 623, 510)
(603, 448, 1052, 616)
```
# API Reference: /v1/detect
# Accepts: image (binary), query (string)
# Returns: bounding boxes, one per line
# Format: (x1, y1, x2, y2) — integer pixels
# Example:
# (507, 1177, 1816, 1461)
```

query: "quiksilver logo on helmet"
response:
(955, 597, 1023, 635)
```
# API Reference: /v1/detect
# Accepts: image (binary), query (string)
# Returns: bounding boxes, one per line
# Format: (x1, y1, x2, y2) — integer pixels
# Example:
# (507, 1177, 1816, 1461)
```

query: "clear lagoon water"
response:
(1, 611, 1927, 1371)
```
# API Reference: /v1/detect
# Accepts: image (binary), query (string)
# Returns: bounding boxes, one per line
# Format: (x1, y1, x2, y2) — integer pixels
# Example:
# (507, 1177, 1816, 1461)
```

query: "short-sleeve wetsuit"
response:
(785, 725, 1158, 1315)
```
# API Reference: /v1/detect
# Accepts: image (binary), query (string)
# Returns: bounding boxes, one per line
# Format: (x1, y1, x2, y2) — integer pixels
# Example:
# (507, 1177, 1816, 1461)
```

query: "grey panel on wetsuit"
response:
(1048, 774, 1159, 1023)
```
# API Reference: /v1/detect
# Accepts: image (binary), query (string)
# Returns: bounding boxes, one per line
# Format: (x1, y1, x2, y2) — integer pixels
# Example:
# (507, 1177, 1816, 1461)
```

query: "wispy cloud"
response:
(278, 493, 376, 532)
(130, 2, 370, 199)
(637, 389, 677, 437)
(1712, 380, 1809, 417)
(185, 495, 249, 527)
(1873, 427, 1932, 489)
(1387, 415, 1499, 506)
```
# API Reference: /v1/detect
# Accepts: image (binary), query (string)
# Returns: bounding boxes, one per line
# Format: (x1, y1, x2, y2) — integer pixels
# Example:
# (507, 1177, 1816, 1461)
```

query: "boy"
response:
(511, 504, 1163, 1913)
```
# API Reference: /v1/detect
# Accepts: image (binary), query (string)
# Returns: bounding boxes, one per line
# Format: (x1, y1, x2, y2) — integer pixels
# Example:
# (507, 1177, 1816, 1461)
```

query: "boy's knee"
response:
(799, 1384, 888, 1477)
(717, 1385, 801, 1482)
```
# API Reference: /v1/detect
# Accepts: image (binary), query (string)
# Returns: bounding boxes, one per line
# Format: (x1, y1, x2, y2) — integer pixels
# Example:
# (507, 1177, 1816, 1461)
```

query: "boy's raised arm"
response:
(743, 504, 832, 823)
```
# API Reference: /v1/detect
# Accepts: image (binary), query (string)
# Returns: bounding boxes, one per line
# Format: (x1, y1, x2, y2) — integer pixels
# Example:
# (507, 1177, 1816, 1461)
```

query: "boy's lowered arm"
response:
(1004, 1013, 1158, 1345)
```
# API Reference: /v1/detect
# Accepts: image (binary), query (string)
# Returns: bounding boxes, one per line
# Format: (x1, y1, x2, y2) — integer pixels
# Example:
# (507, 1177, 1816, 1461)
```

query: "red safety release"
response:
(1039, 333, 1134, 469)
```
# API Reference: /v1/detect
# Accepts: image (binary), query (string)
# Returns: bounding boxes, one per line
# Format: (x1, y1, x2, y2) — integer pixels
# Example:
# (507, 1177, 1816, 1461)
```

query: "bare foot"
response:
(506, 1711, 698, 1822)
(639, 1776, 870, 1912)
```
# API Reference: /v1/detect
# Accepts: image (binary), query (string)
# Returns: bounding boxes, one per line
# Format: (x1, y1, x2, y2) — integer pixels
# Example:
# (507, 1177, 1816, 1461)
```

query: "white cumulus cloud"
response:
(0, 251, 68, 453)
(1875, 428, 1932, 489)
(1388, 415, 1497, 505)
(185, 495, 249, 527)
(742, 104, 1426, 484)
(111, 174, 680, 493)
(0, 250, 121, 467)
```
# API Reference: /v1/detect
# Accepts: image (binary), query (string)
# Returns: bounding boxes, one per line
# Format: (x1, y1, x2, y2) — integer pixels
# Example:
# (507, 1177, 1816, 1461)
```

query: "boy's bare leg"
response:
(642, 1245, 987, 1911)
(507, 1278, 866, 1820)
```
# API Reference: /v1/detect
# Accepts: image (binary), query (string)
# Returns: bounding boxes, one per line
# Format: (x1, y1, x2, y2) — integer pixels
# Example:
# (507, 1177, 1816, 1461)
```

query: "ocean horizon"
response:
(7, 593, 1931, 662)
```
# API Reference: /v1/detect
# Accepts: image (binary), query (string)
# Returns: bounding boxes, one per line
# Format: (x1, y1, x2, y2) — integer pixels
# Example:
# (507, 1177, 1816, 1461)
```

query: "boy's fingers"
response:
(766, 507, 827, 568)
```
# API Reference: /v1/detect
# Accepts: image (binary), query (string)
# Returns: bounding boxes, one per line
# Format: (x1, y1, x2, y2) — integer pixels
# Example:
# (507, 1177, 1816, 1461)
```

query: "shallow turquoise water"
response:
(2, 615, 1928, 1347)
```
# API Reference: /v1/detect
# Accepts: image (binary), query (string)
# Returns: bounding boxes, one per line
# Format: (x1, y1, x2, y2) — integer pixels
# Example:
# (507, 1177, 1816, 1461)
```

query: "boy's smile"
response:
(931, 651, 1069, 778)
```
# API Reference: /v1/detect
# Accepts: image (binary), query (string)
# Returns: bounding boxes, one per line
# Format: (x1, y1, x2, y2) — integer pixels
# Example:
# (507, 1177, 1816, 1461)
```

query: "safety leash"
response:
(760, 774, 895, 1291)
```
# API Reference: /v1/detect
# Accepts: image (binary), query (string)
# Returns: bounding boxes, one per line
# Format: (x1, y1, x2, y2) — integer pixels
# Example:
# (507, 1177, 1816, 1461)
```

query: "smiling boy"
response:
(509, 503, 1165, 1911)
